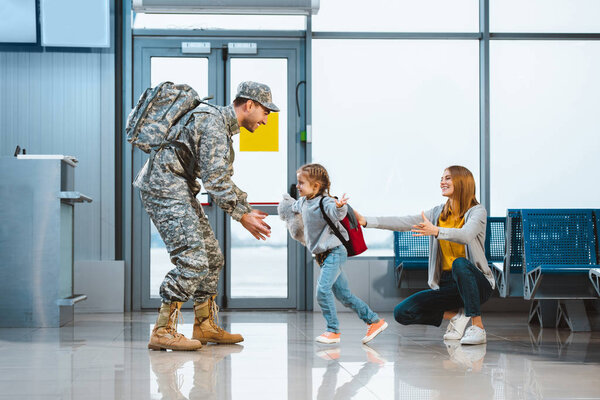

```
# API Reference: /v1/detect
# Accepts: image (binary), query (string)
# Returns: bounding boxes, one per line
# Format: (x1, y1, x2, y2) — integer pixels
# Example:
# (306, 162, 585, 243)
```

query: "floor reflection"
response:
(315, 345, 386, 400)
(149, 344, 244, 400)
(444, 341, 487, 372)
(394, 341, 494, 400)
(1, 311, 600, 399)
(528, 324, 575, 354)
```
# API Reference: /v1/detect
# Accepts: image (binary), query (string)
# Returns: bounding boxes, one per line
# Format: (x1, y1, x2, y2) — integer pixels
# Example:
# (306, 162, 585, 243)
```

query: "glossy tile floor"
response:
(1, 311, 600, 400)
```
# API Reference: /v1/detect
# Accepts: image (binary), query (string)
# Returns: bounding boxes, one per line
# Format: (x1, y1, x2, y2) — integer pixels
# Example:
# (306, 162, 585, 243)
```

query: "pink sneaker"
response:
(315, 331, 341, 344)
(362, 319, 388, 344)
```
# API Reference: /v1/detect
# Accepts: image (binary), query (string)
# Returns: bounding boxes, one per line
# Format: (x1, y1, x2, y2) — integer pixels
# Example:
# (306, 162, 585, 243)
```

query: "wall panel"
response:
(0, 49, 115, 262)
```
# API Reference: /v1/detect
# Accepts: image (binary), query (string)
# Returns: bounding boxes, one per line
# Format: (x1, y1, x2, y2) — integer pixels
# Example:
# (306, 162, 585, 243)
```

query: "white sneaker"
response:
(443, 310, 470, 340)
(460, 326, 487, 345)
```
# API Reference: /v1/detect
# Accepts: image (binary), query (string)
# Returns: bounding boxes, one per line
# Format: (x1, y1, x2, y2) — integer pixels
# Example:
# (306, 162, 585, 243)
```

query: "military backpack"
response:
(126, 81, 201, 153)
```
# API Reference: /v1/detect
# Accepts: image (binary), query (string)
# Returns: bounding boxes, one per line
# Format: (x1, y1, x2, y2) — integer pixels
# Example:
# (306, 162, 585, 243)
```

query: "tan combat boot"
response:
(192, 296, 244, 344)
(148, 302, 203, 351)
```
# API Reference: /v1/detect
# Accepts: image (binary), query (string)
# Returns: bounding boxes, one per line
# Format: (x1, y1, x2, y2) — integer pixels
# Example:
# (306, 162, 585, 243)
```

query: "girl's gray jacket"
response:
(365, 204, 495, 291)
(292, 195, 348, 255)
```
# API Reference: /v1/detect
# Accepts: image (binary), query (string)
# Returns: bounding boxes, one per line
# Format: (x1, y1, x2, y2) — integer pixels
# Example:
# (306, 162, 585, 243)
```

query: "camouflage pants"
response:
(140, 190, 224, 304)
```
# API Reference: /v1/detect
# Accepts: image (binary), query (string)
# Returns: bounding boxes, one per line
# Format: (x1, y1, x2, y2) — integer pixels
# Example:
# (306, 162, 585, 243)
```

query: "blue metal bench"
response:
(393, 231, 429, 288)
(486, 216, 506, 293)
(492, 210, 524, 298)
(589, 210, 600, 296)
(394, 216, 506, 289)
(521, 209, 599, 331)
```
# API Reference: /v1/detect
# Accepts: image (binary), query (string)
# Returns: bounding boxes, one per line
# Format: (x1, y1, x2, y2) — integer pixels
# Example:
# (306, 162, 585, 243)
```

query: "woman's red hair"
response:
(440, 165, 479, 220)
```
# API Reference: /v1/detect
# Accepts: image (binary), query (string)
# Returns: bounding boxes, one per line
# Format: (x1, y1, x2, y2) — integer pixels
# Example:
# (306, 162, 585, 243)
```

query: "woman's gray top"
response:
(365, 204, 494, 290)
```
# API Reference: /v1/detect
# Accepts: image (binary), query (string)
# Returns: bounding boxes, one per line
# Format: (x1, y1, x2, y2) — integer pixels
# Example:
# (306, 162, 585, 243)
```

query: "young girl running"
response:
(292, 163, 387, 344)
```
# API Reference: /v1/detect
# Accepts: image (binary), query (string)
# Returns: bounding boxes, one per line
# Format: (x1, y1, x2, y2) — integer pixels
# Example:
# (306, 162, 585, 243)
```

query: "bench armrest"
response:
(538, 264, 599, 275)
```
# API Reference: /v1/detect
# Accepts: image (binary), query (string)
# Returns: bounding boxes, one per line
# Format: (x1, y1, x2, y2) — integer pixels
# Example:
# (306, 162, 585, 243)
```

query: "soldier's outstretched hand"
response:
(240, 210, 272, 240)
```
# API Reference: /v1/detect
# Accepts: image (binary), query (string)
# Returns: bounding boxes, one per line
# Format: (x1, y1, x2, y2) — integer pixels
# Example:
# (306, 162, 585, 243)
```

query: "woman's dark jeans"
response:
(393, 257, 493, 327)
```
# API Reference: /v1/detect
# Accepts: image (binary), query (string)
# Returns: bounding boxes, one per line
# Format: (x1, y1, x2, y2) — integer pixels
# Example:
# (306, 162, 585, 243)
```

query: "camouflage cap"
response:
(235, 81, 280, 112)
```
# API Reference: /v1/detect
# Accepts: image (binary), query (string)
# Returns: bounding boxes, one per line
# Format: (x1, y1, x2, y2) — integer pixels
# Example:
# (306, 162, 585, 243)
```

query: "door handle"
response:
(289, 184, 298, 199)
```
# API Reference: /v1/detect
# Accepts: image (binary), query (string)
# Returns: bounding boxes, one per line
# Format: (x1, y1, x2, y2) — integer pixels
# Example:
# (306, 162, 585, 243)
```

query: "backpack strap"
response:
(345, 204, 359, 229)
(319, 197, 352, 255)
(152, 97, 217, 154)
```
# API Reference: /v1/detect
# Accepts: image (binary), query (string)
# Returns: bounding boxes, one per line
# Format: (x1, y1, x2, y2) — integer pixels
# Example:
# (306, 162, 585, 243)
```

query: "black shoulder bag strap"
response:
(319, 197, 353, 255)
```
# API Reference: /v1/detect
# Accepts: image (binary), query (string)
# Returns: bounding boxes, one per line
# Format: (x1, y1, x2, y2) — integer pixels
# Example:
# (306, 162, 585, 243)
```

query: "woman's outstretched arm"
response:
(354, 208, 437, 232)
(436, 206, 487, 244)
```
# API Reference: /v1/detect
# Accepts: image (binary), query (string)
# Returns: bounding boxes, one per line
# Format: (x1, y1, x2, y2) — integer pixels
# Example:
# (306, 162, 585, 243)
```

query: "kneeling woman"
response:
(356, 166, 494, 344)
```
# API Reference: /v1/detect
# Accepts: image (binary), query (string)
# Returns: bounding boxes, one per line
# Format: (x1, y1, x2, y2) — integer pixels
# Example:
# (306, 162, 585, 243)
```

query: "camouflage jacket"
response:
(133, 104, 252, 221)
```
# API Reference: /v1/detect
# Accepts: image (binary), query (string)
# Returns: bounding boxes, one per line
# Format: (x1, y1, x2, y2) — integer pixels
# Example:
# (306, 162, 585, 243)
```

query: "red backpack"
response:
(319, 198, 368, 257)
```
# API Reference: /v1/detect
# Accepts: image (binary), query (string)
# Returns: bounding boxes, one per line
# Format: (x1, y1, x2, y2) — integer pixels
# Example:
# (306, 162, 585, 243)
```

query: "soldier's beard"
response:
(242, 121, 258, 132)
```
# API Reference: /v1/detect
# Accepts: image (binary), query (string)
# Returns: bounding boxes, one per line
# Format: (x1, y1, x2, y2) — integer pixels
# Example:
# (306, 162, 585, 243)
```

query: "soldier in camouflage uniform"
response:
(136, 81, 278, 351)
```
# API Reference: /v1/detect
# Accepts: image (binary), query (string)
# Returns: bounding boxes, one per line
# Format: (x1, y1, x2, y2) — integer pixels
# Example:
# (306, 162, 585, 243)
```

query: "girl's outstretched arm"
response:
(322, 196, 347, 221)
(291, 196, 304, 213)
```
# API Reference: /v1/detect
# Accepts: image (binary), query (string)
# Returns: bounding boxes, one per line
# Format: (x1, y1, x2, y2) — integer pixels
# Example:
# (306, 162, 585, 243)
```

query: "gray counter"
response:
(0, 155, 92, 327)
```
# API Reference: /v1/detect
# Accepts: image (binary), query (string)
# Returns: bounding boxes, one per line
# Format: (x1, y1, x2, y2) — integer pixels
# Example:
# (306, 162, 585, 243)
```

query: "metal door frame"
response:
(132, 35, 306, 309)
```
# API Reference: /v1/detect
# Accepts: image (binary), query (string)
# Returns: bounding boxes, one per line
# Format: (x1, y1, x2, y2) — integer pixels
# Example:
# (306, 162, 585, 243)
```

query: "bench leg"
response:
(590, 273, 600, 297)
(556, 300, 591, 332)
(395, 264, 404, 288)
(525, 269, 543, 300)
(528, 300, 558, 328)
(492, 268, 506, 298)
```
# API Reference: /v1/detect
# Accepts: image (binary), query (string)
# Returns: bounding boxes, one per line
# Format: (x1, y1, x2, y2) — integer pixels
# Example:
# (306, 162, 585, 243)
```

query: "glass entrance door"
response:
(225, 52, 298, 309)
(133, 37, 305, 309)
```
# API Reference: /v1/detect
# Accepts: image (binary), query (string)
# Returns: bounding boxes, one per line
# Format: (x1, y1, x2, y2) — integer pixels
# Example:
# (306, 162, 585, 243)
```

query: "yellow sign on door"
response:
(240, 113, 279, 152)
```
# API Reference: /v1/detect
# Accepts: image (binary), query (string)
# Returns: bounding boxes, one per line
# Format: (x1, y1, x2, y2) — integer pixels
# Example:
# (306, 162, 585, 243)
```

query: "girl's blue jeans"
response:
(393, 257, 493, 327)
(316, 246, 379, 333)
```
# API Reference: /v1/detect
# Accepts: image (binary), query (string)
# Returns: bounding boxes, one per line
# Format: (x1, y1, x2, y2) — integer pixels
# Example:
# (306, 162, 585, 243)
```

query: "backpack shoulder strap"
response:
(345, 204, 358, 229)
(319, 197, 351, 253)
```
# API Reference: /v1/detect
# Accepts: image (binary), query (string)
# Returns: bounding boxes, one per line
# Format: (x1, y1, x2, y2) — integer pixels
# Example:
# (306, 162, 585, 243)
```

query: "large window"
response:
(312, 0, 478, 32)
(490, 41, 600, 216)
(312, 40, 480, 255)
(491, 0, 600, 33)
